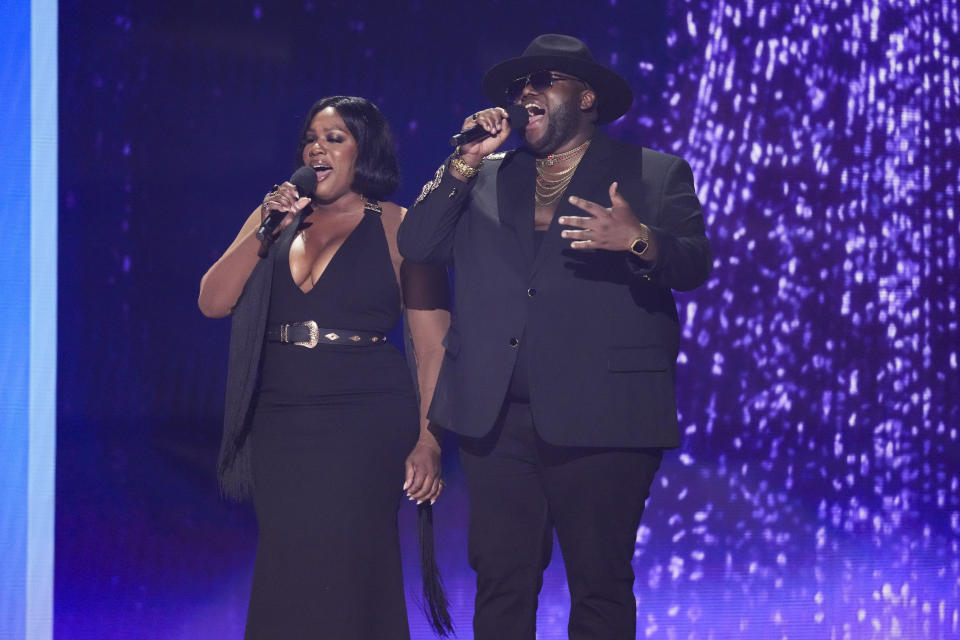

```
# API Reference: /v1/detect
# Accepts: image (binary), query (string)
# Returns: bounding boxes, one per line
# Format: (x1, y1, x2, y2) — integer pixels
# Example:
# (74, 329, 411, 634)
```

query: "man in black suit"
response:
(398, 34, 711, 639)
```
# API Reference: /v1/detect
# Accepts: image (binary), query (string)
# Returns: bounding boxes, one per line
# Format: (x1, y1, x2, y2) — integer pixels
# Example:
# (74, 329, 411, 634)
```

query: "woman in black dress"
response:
(198, 96, 451, 638)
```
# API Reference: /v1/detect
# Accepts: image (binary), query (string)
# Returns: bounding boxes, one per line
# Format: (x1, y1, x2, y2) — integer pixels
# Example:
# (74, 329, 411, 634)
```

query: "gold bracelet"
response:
(450, 155, 481, 179)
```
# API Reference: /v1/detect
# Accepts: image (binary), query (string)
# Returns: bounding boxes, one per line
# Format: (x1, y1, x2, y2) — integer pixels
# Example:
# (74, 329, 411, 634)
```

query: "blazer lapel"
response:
(531, 130, 618, 277)
(497, 149, 537, 267)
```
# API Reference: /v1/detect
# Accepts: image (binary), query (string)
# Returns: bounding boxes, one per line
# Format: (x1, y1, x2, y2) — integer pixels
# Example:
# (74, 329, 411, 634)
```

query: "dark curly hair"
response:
(295, 96, 399, 201)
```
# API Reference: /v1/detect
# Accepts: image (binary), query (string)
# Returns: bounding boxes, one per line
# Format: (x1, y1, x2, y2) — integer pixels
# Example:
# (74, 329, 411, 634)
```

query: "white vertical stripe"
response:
(27, 1, 56, 638)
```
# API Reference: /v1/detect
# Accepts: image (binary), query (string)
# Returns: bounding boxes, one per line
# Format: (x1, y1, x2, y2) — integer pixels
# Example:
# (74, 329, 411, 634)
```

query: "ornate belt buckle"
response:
(293, 320, 319, 348)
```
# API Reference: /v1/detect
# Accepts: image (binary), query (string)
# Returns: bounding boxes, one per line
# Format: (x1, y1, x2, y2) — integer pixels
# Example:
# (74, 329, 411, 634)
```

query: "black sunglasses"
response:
(505, 70, 584, 104)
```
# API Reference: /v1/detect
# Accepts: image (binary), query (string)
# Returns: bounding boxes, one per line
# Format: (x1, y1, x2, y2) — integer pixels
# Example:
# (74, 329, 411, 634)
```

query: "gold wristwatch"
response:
(628, 225, 651, 257)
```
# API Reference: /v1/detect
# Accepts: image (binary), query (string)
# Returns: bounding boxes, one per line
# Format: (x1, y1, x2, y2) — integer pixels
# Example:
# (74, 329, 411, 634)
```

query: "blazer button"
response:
(527, 288, 537, 297)
(509, 337, 520, 348)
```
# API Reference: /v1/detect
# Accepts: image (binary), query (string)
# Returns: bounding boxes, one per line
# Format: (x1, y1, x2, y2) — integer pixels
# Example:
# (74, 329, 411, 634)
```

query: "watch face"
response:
(631, 238, 648, 254)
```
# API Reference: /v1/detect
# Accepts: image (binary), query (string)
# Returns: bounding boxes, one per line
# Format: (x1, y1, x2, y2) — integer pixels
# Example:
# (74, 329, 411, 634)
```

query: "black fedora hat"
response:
(482, 34, 633, 124)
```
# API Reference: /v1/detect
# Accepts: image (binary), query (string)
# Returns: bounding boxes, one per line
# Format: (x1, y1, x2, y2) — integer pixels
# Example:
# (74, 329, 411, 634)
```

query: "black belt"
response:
(265, 321, 387, 348)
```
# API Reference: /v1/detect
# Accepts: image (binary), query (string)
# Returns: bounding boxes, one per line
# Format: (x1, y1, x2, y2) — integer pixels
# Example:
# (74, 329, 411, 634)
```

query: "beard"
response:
(522, 98, 581, 156)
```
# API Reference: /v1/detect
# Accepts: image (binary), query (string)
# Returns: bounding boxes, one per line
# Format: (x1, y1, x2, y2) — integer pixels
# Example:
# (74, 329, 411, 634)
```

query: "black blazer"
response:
(398, 130, 711, 448)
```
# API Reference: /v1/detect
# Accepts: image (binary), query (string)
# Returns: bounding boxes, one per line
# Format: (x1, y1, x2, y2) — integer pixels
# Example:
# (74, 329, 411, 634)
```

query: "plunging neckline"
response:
(288, 212, 368, 295)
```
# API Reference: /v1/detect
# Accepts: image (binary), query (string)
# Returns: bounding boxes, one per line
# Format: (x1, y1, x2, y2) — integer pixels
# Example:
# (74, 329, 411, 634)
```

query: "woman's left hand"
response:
(404, 439, 443, 505)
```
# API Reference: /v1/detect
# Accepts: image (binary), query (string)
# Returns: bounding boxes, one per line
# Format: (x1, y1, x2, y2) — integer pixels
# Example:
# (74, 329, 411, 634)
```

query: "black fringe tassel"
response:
(418, 502, 454, 636)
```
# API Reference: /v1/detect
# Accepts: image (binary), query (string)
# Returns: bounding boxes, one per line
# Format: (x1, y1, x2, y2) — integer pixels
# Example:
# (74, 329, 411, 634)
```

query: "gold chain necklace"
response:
(537, 138, 591, 167)
(535, 139, 591, 207)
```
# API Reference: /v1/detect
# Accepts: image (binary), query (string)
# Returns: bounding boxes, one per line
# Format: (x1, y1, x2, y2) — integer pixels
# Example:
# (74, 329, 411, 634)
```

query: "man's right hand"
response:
(457, 107, 513, 166)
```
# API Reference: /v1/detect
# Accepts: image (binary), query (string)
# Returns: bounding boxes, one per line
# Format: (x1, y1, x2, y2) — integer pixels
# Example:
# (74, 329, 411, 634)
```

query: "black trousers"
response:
(459, 401, 663, 640)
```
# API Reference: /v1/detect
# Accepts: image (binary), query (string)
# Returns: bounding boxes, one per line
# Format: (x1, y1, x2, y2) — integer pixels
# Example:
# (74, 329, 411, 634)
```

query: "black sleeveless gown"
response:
(244, 210, 418, 639)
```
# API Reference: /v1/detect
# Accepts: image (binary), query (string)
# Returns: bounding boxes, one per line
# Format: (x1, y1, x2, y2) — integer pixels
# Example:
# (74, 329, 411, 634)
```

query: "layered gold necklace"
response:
(535, 139, 591, 207)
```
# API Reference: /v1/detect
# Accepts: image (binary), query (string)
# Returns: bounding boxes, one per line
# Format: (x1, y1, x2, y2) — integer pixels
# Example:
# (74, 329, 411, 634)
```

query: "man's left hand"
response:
(559, 182, 656, 260)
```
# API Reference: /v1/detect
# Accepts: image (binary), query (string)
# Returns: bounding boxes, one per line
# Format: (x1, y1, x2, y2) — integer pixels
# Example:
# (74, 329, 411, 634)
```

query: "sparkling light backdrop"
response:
(624, 1, 960, 637)
(55, 1, 957, 638)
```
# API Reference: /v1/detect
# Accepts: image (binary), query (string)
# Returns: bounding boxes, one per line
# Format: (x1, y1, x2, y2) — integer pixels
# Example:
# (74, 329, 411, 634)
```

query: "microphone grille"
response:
(504, 103, 530, 128)
(290, 166, 319, 198)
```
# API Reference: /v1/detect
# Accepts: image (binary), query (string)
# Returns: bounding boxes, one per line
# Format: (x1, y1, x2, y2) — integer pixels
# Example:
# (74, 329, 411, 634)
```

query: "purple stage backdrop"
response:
(56, 1, 958, 638)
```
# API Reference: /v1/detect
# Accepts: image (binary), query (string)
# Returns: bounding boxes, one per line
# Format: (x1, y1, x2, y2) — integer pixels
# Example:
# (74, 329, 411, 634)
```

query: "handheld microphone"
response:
(449, 104, 530, 147)
(256, 166, 318, 243)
